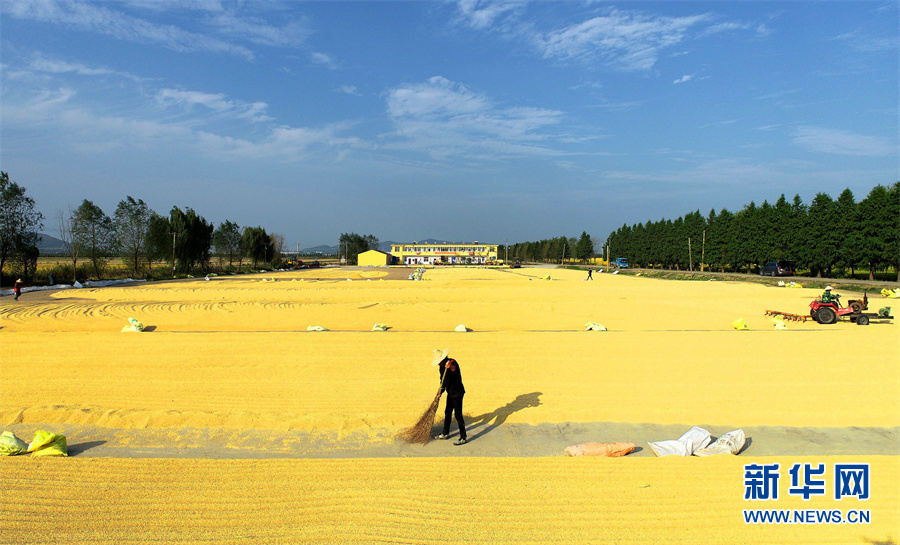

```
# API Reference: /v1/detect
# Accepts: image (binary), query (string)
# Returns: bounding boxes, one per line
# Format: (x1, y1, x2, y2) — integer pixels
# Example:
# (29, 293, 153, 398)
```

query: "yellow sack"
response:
(27, 430, 68, 457)
(0, 431, 28, 456)
(881, 288, 898, 298)
(731, 318, 749, 330)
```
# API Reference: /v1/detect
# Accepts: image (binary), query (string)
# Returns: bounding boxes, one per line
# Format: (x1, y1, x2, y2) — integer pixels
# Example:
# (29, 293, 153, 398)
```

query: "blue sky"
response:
(1, 1, 897, 248)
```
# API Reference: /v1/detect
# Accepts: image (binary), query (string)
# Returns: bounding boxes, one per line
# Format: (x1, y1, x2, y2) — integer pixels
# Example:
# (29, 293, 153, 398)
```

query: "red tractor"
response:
(809, 290, 892, 325)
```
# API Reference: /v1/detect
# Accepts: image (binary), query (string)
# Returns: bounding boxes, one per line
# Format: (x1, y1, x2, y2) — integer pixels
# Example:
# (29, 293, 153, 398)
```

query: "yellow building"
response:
(389, 243, 498, 265)
(357, 250, 392, 267)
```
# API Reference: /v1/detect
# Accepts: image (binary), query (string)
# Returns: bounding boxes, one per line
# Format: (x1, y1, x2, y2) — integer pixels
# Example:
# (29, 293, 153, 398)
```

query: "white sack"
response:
(648, 426, 711, 457)
(694, 429, 745, 456)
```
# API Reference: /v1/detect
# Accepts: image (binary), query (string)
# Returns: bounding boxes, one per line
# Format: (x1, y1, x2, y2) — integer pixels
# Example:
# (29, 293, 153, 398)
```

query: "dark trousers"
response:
(442, 394, 466, 439)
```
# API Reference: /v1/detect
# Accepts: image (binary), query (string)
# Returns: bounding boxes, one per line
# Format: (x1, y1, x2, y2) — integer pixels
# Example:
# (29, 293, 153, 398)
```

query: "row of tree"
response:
(0, 171, 286, 284)
(604, 183, 900, 280)
(500, 232, 596, 264)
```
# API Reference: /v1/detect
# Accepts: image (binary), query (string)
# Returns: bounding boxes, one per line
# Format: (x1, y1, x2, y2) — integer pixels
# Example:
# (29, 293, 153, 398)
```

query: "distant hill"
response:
(300, 245, 338, 255)
(37, 233, 66, 255)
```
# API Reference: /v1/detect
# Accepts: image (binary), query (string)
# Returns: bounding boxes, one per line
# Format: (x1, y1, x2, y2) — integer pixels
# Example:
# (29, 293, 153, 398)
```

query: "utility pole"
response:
(171, 231, 176, 278)
(688, 237, 693, 272)
(701, 230, 706, 272)
(505, 239, 508, 264)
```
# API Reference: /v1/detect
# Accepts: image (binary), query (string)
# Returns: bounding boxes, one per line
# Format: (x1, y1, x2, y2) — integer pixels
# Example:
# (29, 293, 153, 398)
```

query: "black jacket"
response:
(439, 358, 465, 397)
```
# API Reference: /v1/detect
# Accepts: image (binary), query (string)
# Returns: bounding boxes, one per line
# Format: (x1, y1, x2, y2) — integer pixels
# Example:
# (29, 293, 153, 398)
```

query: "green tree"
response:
(0, 172, 44, 284)
(146, 212, 173, 268)
(889, 182, 900, 282)
(213, 220, 242, 268)
(170, 206, 213, 273)
(71, 199, 114, 279)
(806, 193, 840, 277)
(788, 194, 808, 272)
(339, 232, 377, 265)
(113, 196, 152, 276)
(858, 185, 895, 280)
(242, 226, 273, 268)
(834, 189, 862, 278)
(575, 231, 593, 263)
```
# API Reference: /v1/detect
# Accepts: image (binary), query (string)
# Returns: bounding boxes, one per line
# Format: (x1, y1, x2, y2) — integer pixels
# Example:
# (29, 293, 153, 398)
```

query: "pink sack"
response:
(565, 442, 635, 457)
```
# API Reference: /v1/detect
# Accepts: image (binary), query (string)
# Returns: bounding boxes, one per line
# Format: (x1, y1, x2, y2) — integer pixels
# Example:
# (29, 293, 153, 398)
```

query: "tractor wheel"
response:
(816, 307, 837, 325)
(850, 301, 863, 313)
(857, 315, 870, 326)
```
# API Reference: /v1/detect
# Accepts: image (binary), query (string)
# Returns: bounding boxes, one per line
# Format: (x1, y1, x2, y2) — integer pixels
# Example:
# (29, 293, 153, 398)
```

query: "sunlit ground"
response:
(1, 267, 897, 544)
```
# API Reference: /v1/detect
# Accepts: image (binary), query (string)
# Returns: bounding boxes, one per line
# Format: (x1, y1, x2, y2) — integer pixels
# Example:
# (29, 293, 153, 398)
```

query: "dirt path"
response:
(7, 422, 896, 459)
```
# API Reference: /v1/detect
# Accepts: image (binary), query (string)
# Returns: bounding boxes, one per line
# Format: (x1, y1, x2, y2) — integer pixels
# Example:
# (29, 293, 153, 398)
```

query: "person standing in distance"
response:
(431, 348, 467, 445)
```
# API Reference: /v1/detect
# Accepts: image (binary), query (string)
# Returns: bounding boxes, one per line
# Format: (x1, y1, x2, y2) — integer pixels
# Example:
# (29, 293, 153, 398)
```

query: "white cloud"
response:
(337, 85, 361, 96)
(156, 88, 231, 111)
(535, 10, 711, 71)
(834, 30, 899, 52)
(29, 57, 114, 77)
(793, 126, 894, 157)
(155, 88, 272, 122)
(3, 86, 362, 161)
(208, 11, 309, 48)
(388, 76, 488, 118)
(455, 0, 522, 30)
(673, 74, 693, 85)
(310, 52, 338, 70)
(385, 76, 565, 160)
(451, 5, 763, 72)
(1, 0, 259, 60)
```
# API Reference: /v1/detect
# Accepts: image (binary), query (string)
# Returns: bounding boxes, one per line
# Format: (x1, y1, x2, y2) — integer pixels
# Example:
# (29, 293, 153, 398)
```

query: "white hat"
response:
(430, 348, 450, 367)
(825, 286, 833, 290)
(16, 278, 22, 283)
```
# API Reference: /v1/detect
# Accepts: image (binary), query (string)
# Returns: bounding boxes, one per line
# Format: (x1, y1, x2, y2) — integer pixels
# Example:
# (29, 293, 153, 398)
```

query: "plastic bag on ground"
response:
(695, 429, 746, 456)
(565, 442, 634, 457)
(27, 430, 68, 457)
(0, 431, 28, 456)
(648, 426, 711, 457)
(770, 315, 787, 330)
(454, 324, 471, 332)
(371, 323, 390, 331)
(121, 317, 144, 333)
(584, 322, 607, 331)
(306, 325, 328, 332)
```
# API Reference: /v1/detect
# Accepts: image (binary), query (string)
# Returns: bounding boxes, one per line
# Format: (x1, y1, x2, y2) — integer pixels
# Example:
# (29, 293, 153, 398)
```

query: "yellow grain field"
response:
(1, 267, 898, 544)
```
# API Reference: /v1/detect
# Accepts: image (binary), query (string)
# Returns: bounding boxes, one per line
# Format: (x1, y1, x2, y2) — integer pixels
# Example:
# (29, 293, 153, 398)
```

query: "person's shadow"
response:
(466, 392, 542, 441)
